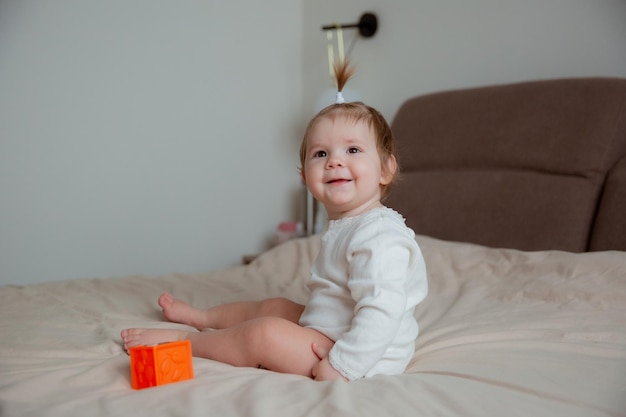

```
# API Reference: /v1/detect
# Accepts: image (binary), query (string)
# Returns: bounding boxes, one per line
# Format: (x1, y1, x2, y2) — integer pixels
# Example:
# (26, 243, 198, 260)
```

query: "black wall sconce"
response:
(321, 12, 378, 38)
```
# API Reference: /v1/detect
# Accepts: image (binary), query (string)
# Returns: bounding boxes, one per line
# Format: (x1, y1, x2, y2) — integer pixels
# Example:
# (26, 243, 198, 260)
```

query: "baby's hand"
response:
(311, 342, 326, 360)
(310, 343, 348, 382)
(311, 356, 346, 381)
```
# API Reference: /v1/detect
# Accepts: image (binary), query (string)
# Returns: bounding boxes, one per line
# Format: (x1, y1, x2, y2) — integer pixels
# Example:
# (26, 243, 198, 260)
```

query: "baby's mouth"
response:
(326, 178, 352, 184)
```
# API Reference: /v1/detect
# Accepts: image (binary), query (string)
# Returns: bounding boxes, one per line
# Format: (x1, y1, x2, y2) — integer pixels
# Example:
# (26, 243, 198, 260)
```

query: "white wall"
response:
(302, 0, 626, 121)
(2, 1, 625, 285)
(0, 1, 304, 284)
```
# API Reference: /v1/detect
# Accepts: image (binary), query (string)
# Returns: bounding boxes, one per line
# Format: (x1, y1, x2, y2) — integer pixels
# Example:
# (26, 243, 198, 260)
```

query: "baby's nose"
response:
(326, 154, 344, 168)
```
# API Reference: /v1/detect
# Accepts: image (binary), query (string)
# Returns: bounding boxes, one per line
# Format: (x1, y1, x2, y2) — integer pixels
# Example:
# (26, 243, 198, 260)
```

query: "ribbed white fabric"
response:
(299, 207, 428, 380)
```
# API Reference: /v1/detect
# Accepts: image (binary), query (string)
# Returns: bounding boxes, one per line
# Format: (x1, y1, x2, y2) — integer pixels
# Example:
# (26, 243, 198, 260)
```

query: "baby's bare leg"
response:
(188, 317, 334, 377)
(122, 317, 334, 378)
(159, 292, 304, 330)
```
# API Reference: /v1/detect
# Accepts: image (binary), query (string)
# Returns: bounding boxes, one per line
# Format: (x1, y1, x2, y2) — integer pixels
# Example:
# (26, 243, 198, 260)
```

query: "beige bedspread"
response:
(1, 235, 625, 417)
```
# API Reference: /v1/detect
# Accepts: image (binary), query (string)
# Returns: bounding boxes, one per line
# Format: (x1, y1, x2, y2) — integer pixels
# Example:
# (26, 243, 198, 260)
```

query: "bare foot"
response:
(121, 328, 188, 351)
(159, 292, 209, 330)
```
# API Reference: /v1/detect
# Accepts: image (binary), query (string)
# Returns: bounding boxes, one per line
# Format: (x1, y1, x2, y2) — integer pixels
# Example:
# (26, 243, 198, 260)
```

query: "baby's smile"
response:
(326, 178, 352, 185)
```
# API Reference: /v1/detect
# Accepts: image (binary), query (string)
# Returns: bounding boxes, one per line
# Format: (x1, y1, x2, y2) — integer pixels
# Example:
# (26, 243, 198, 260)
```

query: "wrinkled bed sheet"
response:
(1, 235, 625, 417)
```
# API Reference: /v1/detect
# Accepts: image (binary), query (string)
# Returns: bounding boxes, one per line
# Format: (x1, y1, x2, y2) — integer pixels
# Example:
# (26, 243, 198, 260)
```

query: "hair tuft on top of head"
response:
(333, 59, 356, 93)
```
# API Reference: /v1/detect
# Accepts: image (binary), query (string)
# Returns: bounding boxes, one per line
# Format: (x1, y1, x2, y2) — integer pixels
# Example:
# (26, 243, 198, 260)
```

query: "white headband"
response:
(335, 91, 345, 104)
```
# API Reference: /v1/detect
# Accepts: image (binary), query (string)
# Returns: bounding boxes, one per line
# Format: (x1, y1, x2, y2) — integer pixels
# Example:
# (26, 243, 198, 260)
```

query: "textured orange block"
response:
(129, 340, 194, 389)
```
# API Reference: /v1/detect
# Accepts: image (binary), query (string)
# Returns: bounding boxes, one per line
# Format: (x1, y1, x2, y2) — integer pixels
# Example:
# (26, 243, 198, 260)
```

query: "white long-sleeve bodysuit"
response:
(299, 207, 428, 381)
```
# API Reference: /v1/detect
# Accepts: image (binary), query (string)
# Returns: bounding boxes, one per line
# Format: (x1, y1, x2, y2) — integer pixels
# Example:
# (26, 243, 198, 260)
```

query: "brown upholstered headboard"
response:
(386, 78, 626, 252)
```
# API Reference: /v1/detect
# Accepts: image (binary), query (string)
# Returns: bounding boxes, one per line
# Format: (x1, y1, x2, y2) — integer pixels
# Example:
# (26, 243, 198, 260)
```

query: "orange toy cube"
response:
(129, 340, 194, 389)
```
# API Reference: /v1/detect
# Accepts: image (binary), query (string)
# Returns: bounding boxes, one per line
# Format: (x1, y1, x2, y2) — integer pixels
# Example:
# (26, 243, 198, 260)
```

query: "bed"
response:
(2, 78, 625, 417)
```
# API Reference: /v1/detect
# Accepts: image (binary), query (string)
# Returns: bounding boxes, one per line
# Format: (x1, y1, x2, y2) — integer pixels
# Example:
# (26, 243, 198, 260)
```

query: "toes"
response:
(158, 292, 175, 309)
(121, 329, 132, 351)
(121, 328, 144, 350)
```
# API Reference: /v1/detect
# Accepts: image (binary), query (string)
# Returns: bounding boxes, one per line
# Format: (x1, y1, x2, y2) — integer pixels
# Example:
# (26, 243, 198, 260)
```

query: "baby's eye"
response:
(313, 150, 327, 158)
(348, 147, 361, 154)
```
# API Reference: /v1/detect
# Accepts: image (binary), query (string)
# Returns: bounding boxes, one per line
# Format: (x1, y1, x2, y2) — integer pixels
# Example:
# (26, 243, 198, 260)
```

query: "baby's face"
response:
(301, 117, 391, 220)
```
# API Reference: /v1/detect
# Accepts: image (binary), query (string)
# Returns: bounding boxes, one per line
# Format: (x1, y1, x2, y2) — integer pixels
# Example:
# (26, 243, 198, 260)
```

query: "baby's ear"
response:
(380, 155, 397, 185)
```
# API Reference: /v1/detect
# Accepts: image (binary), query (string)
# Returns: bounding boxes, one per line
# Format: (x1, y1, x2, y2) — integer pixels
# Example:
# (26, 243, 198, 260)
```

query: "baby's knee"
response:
(244, 317, 290, 351)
